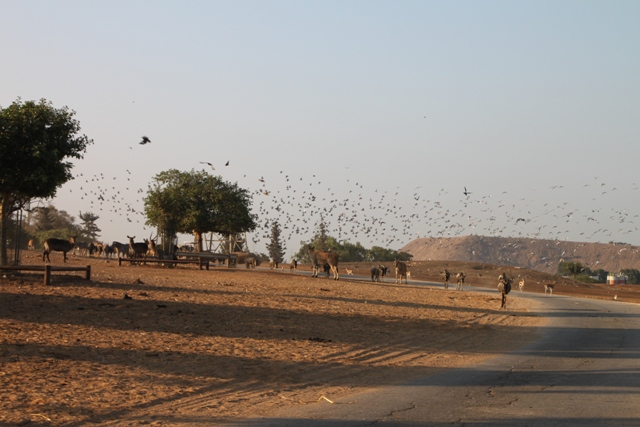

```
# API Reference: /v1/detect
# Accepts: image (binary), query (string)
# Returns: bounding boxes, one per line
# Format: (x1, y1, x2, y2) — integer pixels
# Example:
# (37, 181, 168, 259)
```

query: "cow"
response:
(394, 259, 408, 284)
(308, 245, 339, 280)
(456, 272, 466, 290)
(290, 259, 298, 273)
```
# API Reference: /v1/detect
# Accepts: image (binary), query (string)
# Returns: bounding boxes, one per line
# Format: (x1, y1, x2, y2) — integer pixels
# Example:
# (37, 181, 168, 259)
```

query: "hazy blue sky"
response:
(2, 1, 639, 258)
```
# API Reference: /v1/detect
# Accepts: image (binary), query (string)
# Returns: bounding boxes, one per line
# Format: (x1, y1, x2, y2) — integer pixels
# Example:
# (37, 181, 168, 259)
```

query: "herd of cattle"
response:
(36, 238, 472, 291)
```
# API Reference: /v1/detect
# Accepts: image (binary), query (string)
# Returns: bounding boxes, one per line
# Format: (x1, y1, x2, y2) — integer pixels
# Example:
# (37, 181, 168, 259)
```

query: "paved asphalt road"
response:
(225, 279, 640, 426)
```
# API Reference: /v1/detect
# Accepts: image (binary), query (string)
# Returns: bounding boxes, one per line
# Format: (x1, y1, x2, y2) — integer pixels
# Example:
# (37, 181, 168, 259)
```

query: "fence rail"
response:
(0, 265, 91, 285)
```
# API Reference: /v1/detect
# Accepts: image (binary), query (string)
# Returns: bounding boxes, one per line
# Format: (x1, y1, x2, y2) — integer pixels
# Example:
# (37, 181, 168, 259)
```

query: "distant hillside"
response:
(400, 235, 640, 274)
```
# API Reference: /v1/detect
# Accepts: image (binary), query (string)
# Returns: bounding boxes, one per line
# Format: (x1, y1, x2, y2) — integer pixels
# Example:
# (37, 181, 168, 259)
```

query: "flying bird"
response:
(199, 162, 215, 170)
(463, 187, 471, 196)
(225, 161, 230, 166)
(139, 136, 151, 145)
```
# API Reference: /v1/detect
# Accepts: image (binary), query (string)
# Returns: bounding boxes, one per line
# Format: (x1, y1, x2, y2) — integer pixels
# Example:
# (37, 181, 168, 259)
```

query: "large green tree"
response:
(144, 169, 257, 252)
(0, 99, 92, 265)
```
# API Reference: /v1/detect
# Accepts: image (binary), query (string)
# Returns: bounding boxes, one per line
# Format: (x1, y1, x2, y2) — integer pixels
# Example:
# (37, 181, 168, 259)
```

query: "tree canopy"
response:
(144, 169, 257, 252)
(0, 99, 92, 265)
(293, 223, 413, 263)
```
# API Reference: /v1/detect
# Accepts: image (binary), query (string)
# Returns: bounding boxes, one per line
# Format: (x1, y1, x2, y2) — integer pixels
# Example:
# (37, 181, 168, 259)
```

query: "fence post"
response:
(85, 265, 91, 281)
(44, 265, 51, 286)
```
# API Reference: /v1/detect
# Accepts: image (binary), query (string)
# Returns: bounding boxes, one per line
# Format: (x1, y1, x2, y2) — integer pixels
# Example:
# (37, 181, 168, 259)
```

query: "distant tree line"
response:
(557, 261, 640, 285)
(292, 220, 413, 263)
(12, 204, 101, 250)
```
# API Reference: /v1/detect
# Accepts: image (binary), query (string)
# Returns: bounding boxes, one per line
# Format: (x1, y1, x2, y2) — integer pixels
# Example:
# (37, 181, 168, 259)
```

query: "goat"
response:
(269, 259, 276, 269)
(456, 272, 466, 290)
(394, 259, 408, 284)
(308, 245, 339, 280)
(43, 236, 76, 263)
(345, 268, 354, 275)
(441, 269, 451, 290)
(518, 279, 525, 292)
(370, 266, 381, 282)
(245, 256, 256, 268)
(545, 283, 554, 295)
(379, 265, 389, 278)
(28, 239, 35, 250)
(127, 236, 149, 260)
(323, 263, 331, 277)
(289, 259, 298, 273)
(406, 271, 411, 280)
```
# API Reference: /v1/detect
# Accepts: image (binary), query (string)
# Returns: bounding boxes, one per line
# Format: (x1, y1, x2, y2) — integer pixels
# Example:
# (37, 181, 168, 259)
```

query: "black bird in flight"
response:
(139, 136, 151, 145)
(463, 187, 471, 196)
(225, 161, 230, 166)
(199, 162, 215, 170)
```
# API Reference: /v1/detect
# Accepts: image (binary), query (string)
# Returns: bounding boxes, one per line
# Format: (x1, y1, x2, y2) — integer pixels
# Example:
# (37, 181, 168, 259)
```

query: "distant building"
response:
(607, 274, 627, 285)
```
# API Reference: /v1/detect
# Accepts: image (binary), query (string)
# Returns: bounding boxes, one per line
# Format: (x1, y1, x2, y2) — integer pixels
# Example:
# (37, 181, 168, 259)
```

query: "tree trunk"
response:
(194, 231, 203, 253)
(0, 196, 12, 266)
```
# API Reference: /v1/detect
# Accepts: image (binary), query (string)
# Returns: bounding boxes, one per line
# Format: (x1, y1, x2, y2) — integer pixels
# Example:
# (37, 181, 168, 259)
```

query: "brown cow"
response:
(308, 245, 339, 280)
(394, 259, 408, 284)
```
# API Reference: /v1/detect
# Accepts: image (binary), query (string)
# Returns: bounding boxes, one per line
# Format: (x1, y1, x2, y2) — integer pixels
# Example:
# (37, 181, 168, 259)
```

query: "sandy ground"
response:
(2, 253, 546, 426)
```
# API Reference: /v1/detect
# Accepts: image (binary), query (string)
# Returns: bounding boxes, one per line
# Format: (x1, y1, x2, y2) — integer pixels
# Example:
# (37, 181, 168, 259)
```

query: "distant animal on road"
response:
(289, 259, 297, 273)
(545, 283, 555, 295)
(379, 265, 389, 278)
(456, 272, 466, 290)
(498, 272, 512, 309)
(370, 266, 381, 282)
(518, 279, 525, 292)
(308, 245, 339, 280)
(345, 268, 354, 275)
(394, 259, 408, 284)
(28, 239, 35, 250)
(441, 269, 451, 289)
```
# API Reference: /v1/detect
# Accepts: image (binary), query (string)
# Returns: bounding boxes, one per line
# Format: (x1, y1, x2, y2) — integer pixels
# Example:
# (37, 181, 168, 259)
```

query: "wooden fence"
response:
(0, 265, 91, 286)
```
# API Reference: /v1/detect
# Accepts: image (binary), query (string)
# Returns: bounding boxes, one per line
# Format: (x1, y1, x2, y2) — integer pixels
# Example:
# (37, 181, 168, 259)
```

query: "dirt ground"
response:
(4, 251, 624, 426)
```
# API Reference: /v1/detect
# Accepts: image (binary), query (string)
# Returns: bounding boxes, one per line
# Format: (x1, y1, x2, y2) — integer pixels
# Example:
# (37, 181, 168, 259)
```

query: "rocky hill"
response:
(400, 235, 640, 274)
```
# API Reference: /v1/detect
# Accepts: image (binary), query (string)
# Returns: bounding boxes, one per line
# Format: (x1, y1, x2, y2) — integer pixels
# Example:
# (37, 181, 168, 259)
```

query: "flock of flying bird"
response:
(54, 136, 640, 259)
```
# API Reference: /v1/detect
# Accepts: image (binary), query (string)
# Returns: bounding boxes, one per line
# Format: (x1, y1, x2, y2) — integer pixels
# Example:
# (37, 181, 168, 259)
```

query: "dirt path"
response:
(1, 254, 541, 426)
